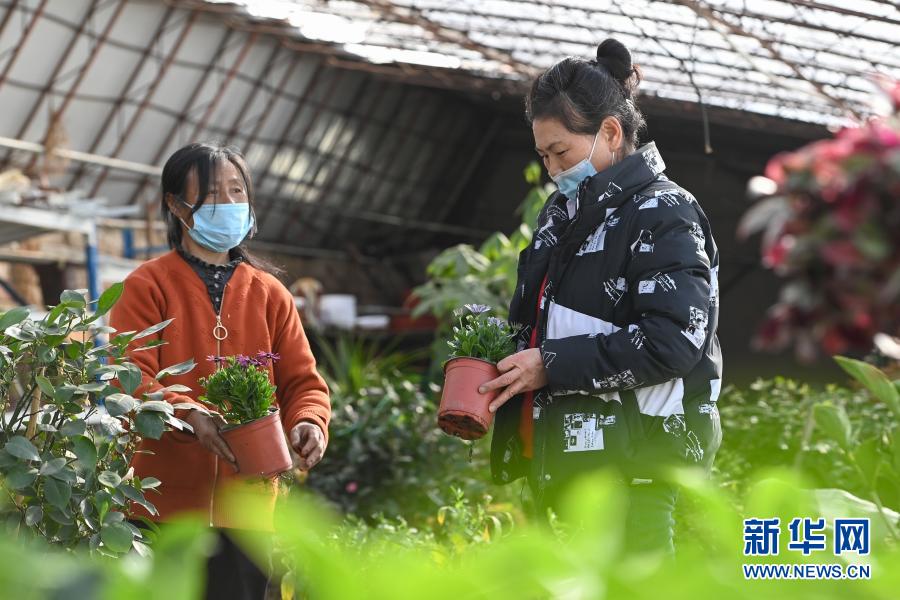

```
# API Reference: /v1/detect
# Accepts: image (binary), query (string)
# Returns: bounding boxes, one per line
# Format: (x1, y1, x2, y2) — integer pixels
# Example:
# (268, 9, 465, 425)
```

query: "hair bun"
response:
(596, 38, 633, 84)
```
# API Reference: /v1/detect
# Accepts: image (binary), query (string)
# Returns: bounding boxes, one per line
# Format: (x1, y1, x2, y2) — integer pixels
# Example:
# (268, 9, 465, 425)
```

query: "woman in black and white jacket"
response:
(481, 39, 723, 554)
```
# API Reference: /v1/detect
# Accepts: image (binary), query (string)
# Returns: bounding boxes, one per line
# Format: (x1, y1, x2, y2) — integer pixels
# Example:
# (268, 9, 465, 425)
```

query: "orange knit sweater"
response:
(109, 251, 331, 529)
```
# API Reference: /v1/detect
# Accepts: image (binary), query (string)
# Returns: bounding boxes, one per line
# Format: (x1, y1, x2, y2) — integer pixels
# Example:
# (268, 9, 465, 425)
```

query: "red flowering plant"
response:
(739, 81, 900, 361)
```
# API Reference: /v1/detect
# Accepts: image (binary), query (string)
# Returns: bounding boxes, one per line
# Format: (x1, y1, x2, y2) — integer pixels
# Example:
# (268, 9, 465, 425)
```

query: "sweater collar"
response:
(176, 246, 243, 270)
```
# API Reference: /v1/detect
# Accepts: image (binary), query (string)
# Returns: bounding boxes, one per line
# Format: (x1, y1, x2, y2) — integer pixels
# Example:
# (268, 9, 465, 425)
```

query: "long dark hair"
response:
(160, 142, 282, 276)
(525, 38, 646, 151)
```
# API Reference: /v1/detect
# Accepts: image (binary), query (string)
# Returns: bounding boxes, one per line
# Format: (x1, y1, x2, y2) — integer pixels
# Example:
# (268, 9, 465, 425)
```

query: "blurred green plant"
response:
(0, 287, 194, 557)
(412, 162, 552, 323)
(412, 161, 551, 378)
(306, 336, 500, 522)
(0, 517, 214, 598)
(231, 467, 900, 600)
(715, 357, 900, 541)
(314, 335, 418, 398)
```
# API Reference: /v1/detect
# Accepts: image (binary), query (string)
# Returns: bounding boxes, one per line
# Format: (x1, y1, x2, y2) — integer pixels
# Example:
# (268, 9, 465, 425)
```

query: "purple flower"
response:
(464, 303, 491, 315)
(256, 351, 281, 365)
(487, 317, 507, 329)
(207, 355, 226, 365)
(236, 355, 253, 368)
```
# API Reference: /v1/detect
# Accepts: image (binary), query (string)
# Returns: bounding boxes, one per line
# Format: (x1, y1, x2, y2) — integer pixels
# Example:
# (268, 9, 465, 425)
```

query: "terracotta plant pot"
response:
(220, 410, 292, 478)
(438, 357, 500, 440)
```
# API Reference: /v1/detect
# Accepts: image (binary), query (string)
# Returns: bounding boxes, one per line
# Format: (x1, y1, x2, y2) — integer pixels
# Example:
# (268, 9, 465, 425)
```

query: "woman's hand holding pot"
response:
(479, 348, 548, 413)
(185, 410, 237, 469)
(290, 422, 326, 471)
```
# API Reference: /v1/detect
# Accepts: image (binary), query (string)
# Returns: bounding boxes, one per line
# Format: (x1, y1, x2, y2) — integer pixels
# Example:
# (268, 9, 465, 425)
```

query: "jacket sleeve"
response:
(540, 200, 712, 393)
(109, 273, 206, 415)
(268, 280, 332, 443)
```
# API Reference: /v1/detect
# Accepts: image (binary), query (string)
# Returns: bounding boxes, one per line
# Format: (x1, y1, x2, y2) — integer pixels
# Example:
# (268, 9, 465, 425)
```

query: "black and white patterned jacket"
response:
(490, 142, 723, 499)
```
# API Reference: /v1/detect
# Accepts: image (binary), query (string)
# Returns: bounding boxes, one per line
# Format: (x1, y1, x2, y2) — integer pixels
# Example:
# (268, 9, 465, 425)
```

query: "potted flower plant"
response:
(199, 351, 292, 477)
(438, 304, 517, 440)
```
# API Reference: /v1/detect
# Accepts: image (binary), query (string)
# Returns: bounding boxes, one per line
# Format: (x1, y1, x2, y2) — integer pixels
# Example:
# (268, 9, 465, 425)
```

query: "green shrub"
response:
(0, 286, 193, 557)
(305, 336, 505, 523)
(716, 358, 900, 519)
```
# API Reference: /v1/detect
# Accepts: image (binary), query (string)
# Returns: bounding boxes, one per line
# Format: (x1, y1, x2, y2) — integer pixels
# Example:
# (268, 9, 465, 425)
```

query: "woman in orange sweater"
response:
(110, 142, 331, 599)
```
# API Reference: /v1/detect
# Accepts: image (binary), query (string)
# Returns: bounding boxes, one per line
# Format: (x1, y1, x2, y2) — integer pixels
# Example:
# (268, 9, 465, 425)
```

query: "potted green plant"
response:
(199, 352, 292, 477)
(438, 305, 517, 440)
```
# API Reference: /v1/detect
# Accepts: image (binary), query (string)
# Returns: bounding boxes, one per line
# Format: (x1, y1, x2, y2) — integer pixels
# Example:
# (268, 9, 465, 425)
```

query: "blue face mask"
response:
(180, 201, 255, 253)
(550, 132, 600, 201)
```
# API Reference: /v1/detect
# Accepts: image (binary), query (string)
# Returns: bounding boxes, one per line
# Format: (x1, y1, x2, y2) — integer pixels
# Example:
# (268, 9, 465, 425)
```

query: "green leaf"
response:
(122, 485, 158, 516)
(59, 419, 87, 438)
(35, 375, 55, 398)
(118, 363, 143, 396)
(47, 507, 74, 526)
(53, 385, 77, 405)
(72, 436, 98, 470)
(0, 306, 30, 331)
(39, 457, 67, 476)
(0, 450, 17, 468)
(135, 412, 165, 440)
(49, 466, 77, 484)
(94, 490, 111, 524)
(835, 356, 900, 417)
(137, 400, 174, 414)
(139, 477, 162, 490)
(135, 339, 167, 352)
(813, 402, 854, 452)
(852, 437, 883, 489)
(156, 359, 196, 380)
(43, 477, 72, 510)
(133, 319, 174, 341)
(4, 326, 34, 341)
(104, 393, 137, 418)
(60, 290, 87, 308)
(163, 384, 192, 393)
(96, 283, 124, 317)
(101, 521, 134, 554)
(523, 161, 542, 185)
(98, 471, 122, 489)
(103, 510, 125, 525)
(25, 505, 43, 527)
(78, 382, 107, 393)
(5, 436, 41, 462)
(5, 465, 38, 489)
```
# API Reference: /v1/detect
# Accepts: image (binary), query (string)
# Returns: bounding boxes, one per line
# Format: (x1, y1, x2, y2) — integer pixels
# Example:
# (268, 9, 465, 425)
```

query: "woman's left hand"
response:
(289, 422, 326, 471)
(478, 348, 549, 413)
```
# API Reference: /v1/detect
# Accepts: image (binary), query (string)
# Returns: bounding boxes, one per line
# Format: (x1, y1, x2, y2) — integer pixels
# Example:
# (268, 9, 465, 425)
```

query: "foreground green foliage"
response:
(717, 357, 900, 535)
